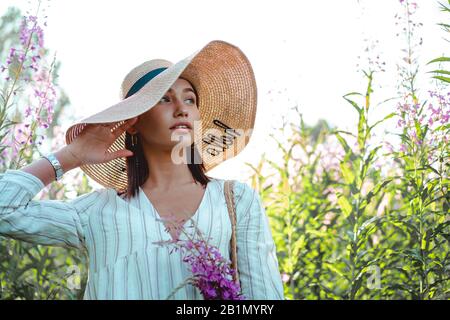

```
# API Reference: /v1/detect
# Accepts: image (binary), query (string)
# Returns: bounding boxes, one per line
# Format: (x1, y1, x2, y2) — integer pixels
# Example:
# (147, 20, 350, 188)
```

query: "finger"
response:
(96, 123, 113, 133)
(113, 117, 138, 137)
(124, 117, 138, 127)
(105, 149, 134, 162)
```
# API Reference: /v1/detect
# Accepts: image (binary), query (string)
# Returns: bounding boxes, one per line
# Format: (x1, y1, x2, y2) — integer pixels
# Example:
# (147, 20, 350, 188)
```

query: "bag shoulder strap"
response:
(224, 179, 240, 286)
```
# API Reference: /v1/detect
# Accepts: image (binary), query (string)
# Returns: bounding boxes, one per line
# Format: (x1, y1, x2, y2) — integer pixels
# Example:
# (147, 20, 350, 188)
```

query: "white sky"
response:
(0, 0, 448, 186)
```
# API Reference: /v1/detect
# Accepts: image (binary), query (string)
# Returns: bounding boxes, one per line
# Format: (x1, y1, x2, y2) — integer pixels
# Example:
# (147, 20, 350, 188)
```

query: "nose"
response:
(175, 109, 188, 117)
(173, 98, 189, 117)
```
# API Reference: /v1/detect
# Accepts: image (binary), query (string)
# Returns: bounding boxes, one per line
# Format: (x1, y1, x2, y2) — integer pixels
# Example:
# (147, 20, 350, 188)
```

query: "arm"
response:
(234, 181, 285, 300)
(0, 168, 103, 251)
(20, 146, 81, 187)
(0, 119, 137, 249)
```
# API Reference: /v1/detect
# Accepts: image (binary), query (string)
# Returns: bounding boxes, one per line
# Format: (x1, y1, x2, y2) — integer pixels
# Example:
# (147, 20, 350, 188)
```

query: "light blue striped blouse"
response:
(0, 169, 284, 300)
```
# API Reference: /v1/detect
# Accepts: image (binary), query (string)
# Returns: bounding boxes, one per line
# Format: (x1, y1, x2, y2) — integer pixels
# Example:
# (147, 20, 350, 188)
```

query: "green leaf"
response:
(324, 262, 350, 281)
(337, 194, 353, 218)
(369, 112, 397, 132)
(437, 23, 450, 29)
(305, 229, 329, 237)
(426, 69, 450, 75)
(365, 178, 393, 205)
(357, 216, 383, 236)
(421, 232, 428, 251)
(361, 146, 381, 180)
(432, 75, 450, 83)
(333, 131, 352, 154)
(426, 56, 450, 65)
(340, 162, 355, 185)
(343, 94, 362, 114)
(334, 130, 357, 138)
(403, 248, 425, 264)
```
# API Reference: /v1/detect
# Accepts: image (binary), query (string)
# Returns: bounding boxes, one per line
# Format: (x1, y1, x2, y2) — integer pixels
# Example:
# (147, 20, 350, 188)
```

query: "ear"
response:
(125, 116, 139, 134)
(126, 126, 138, 135)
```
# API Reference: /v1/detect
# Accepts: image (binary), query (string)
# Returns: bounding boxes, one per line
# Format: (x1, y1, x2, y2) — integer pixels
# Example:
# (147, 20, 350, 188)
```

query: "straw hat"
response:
(65, 40, 257, 192)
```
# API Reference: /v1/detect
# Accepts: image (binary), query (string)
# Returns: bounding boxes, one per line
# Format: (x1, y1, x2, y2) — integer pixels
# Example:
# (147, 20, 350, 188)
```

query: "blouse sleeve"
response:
(0, 169, 103, 251)
(233, 180, 285, 300)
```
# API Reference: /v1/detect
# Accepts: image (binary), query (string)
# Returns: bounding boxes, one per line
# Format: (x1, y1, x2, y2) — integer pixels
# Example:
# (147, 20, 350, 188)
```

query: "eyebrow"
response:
(167, 88, 196, 95)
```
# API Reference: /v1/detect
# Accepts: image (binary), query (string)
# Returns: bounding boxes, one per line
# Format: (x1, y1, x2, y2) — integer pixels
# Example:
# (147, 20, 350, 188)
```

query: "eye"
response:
(159, 95, 196, 105)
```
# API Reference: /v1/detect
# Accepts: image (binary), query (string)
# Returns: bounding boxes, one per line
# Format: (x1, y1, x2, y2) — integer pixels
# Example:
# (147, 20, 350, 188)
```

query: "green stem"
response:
(165, 276, 196, 300)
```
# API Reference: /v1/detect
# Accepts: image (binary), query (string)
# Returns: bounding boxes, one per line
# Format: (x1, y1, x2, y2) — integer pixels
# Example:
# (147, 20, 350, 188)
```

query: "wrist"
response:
(54, 146, 82, 172)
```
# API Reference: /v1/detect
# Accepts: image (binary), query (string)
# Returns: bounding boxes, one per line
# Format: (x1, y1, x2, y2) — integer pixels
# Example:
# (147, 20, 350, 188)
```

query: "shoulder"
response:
(211, 177, 257, 206)
(68, 187, 110, 211)
(233, 180, 258, 208)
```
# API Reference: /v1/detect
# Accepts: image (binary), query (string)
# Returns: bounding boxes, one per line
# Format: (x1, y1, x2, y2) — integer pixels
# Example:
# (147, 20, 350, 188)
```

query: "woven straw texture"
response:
(65, 40, 257, 191)
(224, 179, 240, 286)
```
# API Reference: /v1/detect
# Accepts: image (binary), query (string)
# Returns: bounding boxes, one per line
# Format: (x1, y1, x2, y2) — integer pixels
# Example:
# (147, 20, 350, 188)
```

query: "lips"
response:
(170, 121, 192, 130)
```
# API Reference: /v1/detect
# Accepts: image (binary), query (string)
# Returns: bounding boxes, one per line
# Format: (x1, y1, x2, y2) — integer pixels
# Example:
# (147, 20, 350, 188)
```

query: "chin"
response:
(170, 132, 194, 145)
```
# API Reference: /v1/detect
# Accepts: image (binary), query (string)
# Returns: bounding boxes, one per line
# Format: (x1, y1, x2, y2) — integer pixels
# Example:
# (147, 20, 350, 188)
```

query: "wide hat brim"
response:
(65, 40, 257, 191)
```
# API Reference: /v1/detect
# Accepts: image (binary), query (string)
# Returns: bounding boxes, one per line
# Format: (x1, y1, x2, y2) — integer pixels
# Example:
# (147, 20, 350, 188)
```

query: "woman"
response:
(0, 40, 284, 300)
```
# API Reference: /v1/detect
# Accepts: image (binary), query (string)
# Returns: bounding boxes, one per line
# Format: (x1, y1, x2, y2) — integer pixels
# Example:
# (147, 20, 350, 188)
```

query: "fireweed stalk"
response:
(0, 1, 57, 169)
(379, 0, 450, 299)
(0, 1, 88, 300)
(152, 215, 245, 300)
(391, 89, 450, 161)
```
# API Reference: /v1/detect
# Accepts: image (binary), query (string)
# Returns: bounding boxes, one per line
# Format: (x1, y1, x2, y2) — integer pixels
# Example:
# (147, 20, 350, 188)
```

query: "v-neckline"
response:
(138, 180, 212, 242)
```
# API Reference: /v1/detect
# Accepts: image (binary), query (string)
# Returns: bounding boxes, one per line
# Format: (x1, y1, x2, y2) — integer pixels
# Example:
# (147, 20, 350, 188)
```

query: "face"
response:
(128, 78, 200, 150)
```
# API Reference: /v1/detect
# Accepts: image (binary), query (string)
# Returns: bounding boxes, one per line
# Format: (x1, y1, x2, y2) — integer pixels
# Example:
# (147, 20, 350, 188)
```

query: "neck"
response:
(140, 144, 195, 192)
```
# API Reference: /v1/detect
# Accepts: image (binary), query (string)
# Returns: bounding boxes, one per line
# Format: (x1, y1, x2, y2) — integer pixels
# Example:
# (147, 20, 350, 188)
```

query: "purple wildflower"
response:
(392, 88, 449, 161)
(178, 238, 245, 300)
(0, 3, 58, 169)
(153, 217, 245, 300)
